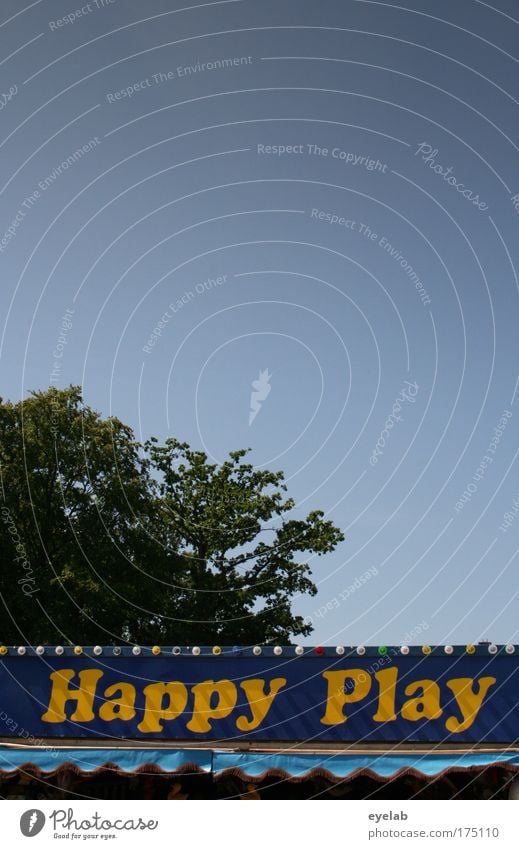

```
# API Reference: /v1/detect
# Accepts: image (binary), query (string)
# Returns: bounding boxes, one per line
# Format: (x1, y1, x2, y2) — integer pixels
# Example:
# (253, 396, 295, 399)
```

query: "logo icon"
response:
(20, 810, 46, 837)
(249, 368, 272, 425)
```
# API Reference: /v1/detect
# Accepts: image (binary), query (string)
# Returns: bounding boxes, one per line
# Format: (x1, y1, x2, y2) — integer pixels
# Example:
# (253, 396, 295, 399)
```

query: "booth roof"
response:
(1, 747, 519, 781)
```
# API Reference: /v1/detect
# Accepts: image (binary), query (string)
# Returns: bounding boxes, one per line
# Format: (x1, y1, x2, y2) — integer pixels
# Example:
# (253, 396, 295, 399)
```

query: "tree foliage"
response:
(0, 386, 344, 645)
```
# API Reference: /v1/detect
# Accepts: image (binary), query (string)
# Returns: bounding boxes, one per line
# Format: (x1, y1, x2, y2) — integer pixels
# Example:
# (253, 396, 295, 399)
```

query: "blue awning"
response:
(0, 747, 212, 776)
(211, 750, 519, 781)
(1, 747, 518, 780)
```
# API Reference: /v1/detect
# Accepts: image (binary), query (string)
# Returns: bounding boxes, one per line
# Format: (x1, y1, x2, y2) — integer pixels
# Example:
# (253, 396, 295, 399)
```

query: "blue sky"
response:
(0, 0, 517, 645)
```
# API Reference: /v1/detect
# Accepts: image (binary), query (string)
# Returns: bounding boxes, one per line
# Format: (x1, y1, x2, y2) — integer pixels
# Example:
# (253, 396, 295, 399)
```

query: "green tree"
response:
(0, 386, 170, 644)
(147, 439, 344, 643)
(0, 387, 344, 645)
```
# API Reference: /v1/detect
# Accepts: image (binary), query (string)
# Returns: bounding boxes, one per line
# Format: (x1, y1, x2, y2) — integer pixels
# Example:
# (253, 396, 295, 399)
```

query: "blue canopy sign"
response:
(0, 647, 517, 743)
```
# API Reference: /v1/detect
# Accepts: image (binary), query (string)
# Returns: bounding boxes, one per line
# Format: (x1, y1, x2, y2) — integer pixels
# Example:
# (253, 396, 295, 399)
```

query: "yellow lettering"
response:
(372, 667, 398, 722)
(445, 677, 496, 733)
(137, 682, 188, 733)
(320, 670, 371, 725)
(99, 682, 137, 722)
(236, 678, 287, 731)
(401, 680, 443, 721)
(186, 679, 238, 733)
(41, 669, 103, 723)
